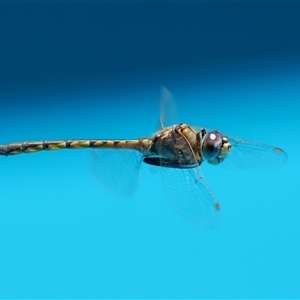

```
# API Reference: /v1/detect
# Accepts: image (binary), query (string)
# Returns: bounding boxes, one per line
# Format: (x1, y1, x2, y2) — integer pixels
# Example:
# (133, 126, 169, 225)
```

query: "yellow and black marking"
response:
(0, 139, 151, 157)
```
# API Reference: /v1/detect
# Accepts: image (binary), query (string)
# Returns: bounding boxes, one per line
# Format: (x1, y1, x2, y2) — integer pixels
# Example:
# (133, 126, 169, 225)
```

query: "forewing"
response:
(89, 149, 142, 197)
(160, 166, 220, 229)
(159, 86, 178, 129)
(192, 126, 287, 168)
(223, 134, 287, 168)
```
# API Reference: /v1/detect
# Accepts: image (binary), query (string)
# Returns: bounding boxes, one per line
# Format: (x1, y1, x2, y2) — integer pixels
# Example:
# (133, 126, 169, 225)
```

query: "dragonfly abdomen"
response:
(0, 139, 150, 156)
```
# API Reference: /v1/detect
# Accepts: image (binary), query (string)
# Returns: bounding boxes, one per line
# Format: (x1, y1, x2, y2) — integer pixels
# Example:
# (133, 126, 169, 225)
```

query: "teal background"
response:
(0, 2, 300, 299)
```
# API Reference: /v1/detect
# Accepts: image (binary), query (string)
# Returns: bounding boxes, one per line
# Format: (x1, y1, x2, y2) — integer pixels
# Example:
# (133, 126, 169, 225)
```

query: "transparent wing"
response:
(89, 149, 142, 198)
(160, 166, 219, 229)
(151, 123, 219, 228)
(193, 126, 288, 168)
(159, 86, 178, 129)
(224, 134, 287, 168)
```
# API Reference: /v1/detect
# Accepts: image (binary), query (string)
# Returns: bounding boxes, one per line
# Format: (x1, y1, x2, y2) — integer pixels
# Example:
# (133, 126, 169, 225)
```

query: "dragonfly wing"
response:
(159, 86, 178, 129)
(192, 126, 287, 168)
(89, 149, 142, 198)
(223, 134, 288, 168)
(160, 166, 220, 229)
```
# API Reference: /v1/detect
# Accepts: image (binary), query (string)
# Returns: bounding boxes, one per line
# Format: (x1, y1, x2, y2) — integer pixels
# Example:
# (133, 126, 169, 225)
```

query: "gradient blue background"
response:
(0, 2, 300, 298)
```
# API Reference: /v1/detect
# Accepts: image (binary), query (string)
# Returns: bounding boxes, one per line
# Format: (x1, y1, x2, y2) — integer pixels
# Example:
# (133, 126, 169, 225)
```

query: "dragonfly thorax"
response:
(143, 124, 201, 168)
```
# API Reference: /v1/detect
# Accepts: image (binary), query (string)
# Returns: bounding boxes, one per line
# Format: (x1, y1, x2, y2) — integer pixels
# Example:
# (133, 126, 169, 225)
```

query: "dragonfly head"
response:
(201, 131, 232, 164)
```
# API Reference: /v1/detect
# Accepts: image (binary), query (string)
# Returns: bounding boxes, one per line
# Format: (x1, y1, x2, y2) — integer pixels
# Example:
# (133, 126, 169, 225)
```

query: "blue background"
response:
(0, 2, 300, 298)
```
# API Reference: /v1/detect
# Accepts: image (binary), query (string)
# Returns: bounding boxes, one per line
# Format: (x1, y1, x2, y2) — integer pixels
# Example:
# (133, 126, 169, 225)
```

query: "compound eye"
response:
(202, 131, 223, 160)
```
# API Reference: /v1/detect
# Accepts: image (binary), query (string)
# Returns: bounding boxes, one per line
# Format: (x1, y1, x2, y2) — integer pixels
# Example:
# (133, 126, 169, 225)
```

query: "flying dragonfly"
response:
(0, 88, 287, 228)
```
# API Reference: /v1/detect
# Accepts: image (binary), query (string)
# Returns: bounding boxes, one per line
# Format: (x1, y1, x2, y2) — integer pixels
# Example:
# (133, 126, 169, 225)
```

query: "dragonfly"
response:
(0, 88, 287, 228)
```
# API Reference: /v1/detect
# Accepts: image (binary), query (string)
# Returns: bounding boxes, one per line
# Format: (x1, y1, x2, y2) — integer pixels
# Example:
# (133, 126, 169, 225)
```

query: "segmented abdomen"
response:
(0, 139, 151, 156)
